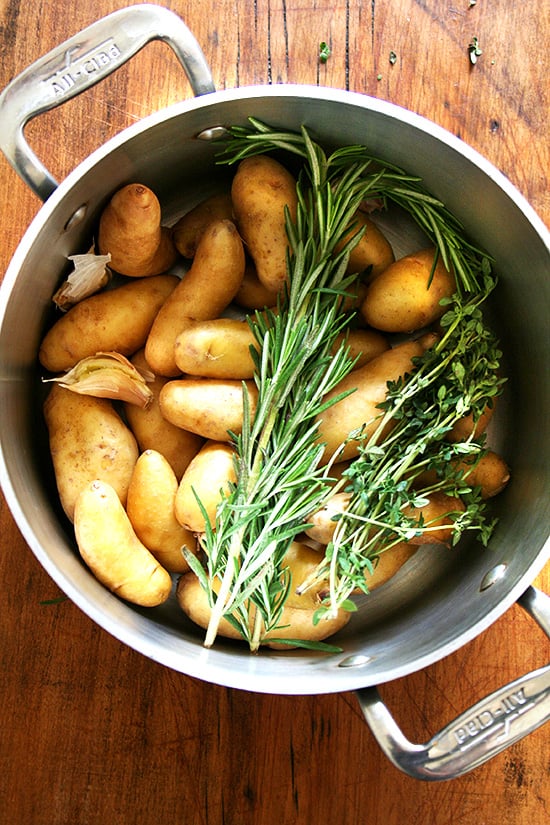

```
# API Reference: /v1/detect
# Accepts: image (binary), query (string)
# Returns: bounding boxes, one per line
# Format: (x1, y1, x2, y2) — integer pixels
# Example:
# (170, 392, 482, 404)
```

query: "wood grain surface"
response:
(0, 2, 548, 824)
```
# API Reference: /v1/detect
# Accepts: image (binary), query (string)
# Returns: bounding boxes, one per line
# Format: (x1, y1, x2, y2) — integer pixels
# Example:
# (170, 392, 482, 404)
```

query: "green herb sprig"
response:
(186, 120, 503, 651)
(218, 119, 492, 295)
(298, 279, 505, 614)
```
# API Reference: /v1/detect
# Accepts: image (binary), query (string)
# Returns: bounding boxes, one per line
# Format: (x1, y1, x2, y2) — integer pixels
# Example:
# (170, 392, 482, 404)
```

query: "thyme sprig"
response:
(301, 279, 506, 615)
(187, 120, 503, 651)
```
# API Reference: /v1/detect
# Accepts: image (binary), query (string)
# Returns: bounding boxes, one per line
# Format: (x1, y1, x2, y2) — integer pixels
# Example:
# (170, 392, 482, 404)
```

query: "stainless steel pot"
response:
(0, 5, 548, 781)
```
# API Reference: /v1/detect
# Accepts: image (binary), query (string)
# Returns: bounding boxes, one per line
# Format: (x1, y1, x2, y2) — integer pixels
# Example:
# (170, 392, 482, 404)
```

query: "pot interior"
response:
(1, 86, 548, 694)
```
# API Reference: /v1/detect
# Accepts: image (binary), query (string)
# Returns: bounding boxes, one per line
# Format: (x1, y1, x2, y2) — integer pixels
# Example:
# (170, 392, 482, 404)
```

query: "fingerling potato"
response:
(124, 349, 204, 479)
(44, 385, 138, 522)
(175, 440, 237, 532)
(74, 479, 172, 606)
(231, 155, 298, 294)
(403, 491, 465, 546)
(316, 338, 428, 463)
(332, 328, 389, 369)
(447, 401, 495, 443)
(145, 219, 245, 376)
(159, 378, 259, 441)
(234, 262, 279, 310)
(456, 450, 510, 498)
(174, 318, 259, 379)
(361, 247, 455, 332)
(176, 572, 350, 648)
(172, 192, 234, 258)
(335, 211, 395, 279)
(281, 540, 330, 609)
(363, 542, 419, 590)
(126, 450, 196, 572)
(39, 274, 178, 372)
(416, 449, 510, 499)
(97, 183, 178, 277)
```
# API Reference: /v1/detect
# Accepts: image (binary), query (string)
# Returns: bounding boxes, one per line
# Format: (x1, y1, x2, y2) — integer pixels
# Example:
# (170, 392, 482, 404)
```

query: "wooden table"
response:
(1, 2, 548, 823)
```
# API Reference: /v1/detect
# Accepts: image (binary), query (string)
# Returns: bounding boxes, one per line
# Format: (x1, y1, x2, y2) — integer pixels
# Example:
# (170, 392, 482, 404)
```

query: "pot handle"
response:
(0, 4, 215, 201)
(356, 586, 550, 781)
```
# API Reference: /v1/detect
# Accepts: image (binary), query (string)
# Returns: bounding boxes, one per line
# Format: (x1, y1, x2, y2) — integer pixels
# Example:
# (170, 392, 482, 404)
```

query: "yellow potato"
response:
(305, 491, 352, 545)
(126, 450, 196, 572)
(447, 402, 495, 443)
(176, 571, 350, 648)
(172, 192, 234, 258)
(174, 318, 260, 379)
(234, 262, 279, 310)
(316, 338, 428, 463)
(363, 542, 419, 590)
(332, 328, 389, 369)
(124, 349, 204, 479)
(97, 183, 178, 277)
(335, 211, 395, 279)
(403, 491, 465, 546)
(361, 247, 455, 332)
(417, 449, 510, 500)
(74, 479, 172, 607)
(174, 440, 237, 532)
(159, 378, 259, 441)
(145, 219, 245, 376)
(44, 385, 138, 522)
(231, 155, 298, 293)
(39, 274, 178, 373)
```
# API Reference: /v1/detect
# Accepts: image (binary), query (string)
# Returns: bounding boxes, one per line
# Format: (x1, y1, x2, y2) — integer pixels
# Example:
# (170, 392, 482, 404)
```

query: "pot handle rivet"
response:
(64, 204, 88, 232)
(479, 563, 508, 591)
(338, 654, 373, 668)
(196, 126, 230, 141)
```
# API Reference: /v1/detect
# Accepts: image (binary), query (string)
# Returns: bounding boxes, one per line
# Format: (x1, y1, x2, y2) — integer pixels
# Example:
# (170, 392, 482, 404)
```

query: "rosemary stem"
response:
(250, 606, 264, 652)
(204, 527, 244, 647)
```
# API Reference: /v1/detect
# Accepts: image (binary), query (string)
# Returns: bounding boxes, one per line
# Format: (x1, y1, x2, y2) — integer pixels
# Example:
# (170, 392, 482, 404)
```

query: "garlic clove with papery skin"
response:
(43, 352, 154, 408)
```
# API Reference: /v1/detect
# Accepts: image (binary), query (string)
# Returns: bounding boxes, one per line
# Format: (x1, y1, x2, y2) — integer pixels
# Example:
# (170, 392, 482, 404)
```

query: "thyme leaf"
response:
(319, 41, 331, 63)
(469, 36, 483, 65)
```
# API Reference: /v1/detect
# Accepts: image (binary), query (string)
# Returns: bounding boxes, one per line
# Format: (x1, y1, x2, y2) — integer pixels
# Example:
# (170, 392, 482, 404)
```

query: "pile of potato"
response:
(39, 156, 510, 647)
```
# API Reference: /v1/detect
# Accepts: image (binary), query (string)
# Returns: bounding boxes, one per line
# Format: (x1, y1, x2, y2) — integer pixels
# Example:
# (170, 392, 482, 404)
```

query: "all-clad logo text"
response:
(45, 39, 122, 96)
(453, 688, 530, 746)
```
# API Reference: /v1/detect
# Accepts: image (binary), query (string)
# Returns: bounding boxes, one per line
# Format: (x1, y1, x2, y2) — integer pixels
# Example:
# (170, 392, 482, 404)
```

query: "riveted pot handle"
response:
(356, 586, 550, 781)
(0, 4, 215, 201)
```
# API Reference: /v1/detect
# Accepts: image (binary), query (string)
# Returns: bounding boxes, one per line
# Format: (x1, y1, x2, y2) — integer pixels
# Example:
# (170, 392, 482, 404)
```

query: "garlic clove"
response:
(52, 249, 112, 310)
(43, 351, 154, 408)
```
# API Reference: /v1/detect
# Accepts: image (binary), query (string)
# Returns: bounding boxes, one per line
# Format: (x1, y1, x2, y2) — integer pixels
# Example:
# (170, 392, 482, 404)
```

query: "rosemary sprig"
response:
(189, 120, 502, 651)
(218, 118, 493, 294)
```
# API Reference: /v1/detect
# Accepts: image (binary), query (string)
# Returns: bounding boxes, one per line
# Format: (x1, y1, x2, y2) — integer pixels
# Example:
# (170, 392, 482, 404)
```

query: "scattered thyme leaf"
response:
(469, 36, 482, 65)
(40, 595, 68, 605)
(319, 41, 331, 63)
